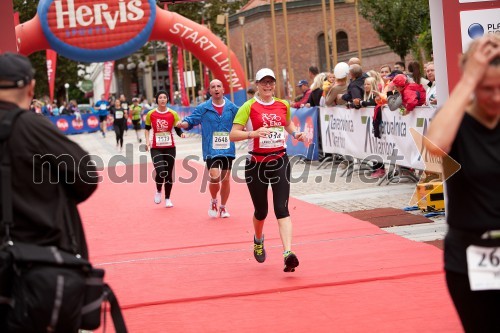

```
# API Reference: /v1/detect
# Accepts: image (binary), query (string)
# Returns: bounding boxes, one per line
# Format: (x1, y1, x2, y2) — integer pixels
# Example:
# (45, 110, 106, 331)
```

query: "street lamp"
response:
(238, 16, 248, 86)
(64, 83, 69, 103)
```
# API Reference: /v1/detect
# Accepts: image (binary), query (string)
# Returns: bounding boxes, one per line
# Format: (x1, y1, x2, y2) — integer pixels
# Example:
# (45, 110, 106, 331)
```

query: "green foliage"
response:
(358, 0, 431, 61)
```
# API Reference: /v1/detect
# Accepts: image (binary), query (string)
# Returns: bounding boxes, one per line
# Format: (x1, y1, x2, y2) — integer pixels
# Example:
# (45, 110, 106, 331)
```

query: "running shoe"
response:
(283, 251, 299, 272)
(219, 207, 230, 218)
(253, 236, 266, 263)
(165, 199, 174, 208)
(154, 191, 161, 204)
(208, 200, 218, 218)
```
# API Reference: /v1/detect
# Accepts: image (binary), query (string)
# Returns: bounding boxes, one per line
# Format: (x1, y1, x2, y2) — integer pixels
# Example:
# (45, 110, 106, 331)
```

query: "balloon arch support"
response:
(15, 0, 247, 104)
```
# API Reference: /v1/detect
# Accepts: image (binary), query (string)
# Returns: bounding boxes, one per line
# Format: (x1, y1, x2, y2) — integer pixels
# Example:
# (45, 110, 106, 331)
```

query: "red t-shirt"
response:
(145, 108, 180, 149)
(233, 97, 291, 162)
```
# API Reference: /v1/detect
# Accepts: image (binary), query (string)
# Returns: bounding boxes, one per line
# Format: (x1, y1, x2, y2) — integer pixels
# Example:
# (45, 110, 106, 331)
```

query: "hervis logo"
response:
(38, 0, 156, 62)
(87, 115, 99, 128)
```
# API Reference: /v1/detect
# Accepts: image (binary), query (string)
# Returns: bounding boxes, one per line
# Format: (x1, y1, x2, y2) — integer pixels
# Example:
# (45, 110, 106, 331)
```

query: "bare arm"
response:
(425, 36, 500, 156)
(144, 129, 150, 151)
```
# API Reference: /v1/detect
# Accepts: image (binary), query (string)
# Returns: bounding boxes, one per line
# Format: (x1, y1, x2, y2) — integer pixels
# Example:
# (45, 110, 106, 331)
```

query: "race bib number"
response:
(100, 104, 107, 110)
(122, 103, 129, 110)
(115, 111, 124, 119)
(155, 132, 172, 147)
(212, 132, 230, 149)
(466, 245, 500, 290)
(259, 126, 285, 149)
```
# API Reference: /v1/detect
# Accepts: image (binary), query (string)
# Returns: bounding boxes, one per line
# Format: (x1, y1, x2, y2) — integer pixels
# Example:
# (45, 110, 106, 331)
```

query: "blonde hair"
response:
(367, 70, 385, 91)
(363, 77, 380, 101)
(310, 73, 327, 90)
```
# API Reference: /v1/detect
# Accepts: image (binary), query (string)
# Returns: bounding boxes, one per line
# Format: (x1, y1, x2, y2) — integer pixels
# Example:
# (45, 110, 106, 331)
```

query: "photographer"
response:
(0, 53, 97, 259)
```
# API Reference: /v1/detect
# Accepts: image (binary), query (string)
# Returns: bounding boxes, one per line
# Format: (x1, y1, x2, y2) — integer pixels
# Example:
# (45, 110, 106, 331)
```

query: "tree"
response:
(358, 0, 431, 62)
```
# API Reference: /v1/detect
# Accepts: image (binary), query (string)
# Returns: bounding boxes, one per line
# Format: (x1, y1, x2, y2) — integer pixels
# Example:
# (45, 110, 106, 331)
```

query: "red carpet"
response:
(79, 163, 461, 332)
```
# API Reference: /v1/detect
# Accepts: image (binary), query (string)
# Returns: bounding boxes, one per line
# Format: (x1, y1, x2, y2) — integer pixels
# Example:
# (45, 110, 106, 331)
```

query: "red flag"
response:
(177, 47, 189, 106)
(103, 61, 114, 100)
(46, 50, 57, 103)
(167, 43, 174, 103)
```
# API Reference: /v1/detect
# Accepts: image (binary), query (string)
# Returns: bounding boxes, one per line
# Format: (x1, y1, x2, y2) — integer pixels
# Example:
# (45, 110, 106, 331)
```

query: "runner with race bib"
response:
(230, 68, 305, 273)
(425, 35, 500, 332)
(145, 90, 185, 208)
(176, 79, 239, 218)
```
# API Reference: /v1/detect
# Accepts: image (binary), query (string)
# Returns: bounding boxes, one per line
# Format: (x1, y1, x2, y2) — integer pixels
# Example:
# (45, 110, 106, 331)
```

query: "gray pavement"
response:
(70, 130, 447, 243)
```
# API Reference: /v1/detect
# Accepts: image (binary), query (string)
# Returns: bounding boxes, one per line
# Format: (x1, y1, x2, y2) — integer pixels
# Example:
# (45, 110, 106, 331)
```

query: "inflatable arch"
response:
(15, 0, 247, 104)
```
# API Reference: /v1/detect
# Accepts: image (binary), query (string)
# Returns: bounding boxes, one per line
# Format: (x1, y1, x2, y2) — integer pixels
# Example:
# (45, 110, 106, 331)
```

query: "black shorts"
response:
(99, 115, 107, 122)
(132, 119, 141, 130)
(206, 156, 234, 170)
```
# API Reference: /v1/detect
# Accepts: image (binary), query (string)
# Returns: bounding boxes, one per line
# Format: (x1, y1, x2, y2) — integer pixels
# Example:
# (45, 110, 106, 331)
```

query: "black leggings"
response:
(114, 120, 125, 147)
(150, 147, 176, 199)
(245, 155, 290, 220)
(446, 270, 500, 332)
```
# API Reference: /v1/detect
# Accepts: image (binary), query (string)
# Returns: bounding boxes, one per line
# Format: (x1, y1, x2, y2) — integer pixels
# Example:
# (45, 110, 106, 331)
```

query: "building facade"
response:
(229, 0, 403, 97)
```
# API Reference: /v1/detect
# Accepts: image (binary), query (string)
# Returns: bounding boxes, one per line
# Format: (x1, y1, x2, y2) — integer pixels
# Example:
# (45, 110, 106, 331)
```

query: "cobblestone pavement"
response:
(70, 131, 447, 243)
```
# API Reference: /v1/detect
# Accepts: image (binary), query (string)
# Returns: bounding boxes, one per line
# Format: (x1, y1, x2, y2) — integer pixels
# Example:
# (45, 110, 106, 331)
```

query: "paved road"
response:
(70, 130, 447, 243)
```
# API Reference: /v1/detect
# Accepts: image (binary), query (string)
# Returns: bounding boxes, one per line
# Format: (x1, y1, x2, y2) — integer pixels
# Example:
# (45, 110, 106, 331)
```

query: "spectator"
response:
(246, 87, 256, 100)
(389, 74, 426, 114)
(308, 66, 319, 81)
(173, 91, 182, 106)
(0, 52, 97, 260)
(394, 61, 406, 73)
(379, 65, 392, 87)
(367, 70, 385, 92)
(425, 62, 437, 106)
(291, 80, 311, 108)
(325, 62, 349, 106)
(306, 73, 326, 107)
(407, 61, 429, 87)
(341, 64, 365, 108)
(361, 77, 386, 178)
(194, 89, 206, 105)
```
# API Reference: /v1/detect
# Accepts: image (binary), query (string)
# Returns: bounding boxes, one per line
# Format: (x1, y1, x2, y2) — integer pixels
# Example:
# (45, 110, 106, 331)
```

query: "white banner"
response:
(319, 106, 438, 170)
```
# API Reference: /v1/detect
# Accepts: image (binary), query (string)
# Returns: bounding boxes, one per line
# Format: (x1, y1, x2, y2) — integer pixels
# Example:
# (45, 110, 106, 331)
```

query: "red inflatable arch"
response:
(15, 5, 246, 99)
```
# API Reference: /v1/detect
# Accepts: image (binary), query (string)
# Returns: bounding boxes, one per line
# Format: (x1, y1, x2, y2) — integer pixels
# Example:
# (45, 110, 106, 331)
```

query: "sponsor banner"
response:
(38, 0, 156, 62)
(177, 47, 190, 107)
(46, 49, 57, 102)
(460, 7, 500, 51)
(286, 107, 319, 160)
(319, 106, 437, 170)
(49, 107, 201, 135)
(103, 61, 114, 100)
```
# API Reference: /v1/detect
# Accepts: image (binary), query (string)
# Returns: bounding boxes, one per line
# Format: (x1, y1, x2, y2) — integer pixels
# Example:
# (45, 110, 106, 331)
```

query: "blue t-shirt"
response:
(95, 100, 110, 116)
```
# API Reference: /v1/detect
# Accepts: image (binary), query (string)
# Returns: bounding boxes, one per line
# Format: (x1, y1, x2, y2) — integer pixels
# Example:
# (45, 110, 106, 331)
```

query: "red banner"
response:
(46, 49, 57, 102)
(103, 61, 114, 100)
(177, 47, 189, 106)
(167, 43, 174, 103)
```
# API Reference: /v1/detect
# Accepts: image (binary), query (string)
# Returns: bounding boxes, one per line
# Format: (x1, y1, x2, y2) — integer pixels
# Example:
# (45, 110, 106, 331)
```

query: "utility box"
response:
(417, 182, 445, 212)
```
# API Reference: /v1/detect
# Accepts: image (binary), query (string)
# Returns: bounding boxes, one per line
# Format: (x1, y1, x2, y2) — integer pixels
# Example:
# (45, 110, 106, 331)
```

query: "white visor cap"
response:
(333, 62, 350, 79)
(255, 68, 276, 81)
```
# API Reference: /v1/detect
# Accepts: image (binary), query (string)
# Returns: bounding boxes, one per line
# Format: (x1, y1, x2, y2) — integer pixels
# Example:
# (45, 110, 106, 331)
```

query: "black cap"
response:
(0, 53, 35, 89)
(385, 70, 404, 80)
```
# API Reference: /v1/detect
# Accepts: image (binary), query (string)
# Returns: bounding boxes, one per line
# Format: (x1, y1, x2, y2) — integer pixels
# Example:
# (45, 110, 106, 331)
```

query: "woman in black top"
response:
(110, 99, 127, 152)
(425, 35, 500, 333)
